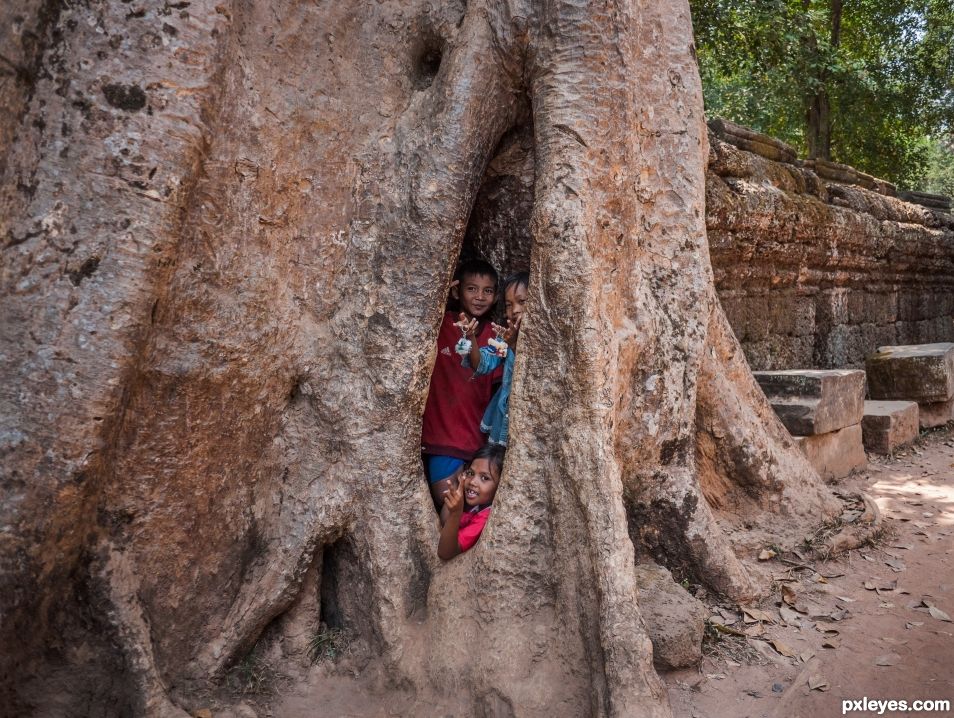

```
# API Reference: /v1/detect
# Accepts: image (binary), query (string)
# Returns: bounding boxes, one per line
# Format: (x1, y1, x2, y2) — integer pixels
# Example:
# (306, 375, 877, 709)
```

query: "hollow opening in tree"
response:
(319, 536, 376, 645)
(418, 118, 536, 534)
(411, 29, 445, 91)
(460, 120, 535, 276)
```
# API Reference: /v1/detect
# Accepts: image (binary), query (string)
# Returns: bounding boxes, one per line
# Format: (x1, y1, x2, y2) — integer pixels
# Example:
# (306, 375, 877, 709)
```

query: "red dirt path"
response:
(667, 426, 954, 718)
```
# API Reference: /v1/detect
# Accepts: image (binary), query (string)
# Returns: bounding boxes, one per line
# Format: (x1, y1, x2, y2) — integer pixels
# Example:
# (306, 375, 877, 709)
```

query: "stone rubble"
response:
(633, 563, 708, 670)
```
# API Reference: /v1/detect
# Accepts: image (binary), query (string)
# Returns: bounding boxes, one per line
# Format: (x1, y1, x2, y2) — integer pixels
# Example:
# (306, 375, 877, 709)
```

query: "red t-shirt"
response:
(421, 311, 502, 460)
(458, 506, 491, 552)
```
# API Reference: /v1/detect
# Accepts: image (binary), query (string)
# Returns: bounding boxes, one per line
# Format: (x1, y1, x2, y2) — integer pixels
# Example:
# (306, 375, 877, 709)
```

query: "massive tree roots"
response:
(1, 1, 860, 716)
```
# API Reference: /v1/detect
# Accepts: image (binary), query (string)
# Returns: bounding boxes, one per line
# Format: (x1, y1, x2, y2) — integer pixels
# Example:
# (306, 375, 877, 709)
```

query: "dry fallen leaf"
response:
(822, 639, 840, 649)
(743, 622, 766, 638)
(779, 605, 800, 624)
(835, 595, 855, 603)
(928, 606, 952, 622)
(718, 608, 741, 624)
(808, 674, 830, 691)
(829, 607, 849, 621)
(770, 639, 798, 658)
(759, 549, 777, 561)
(799, 649, 816, 663)
(781, 585, 797, 606)
(742, 607, 776, 623)
(875, 653, 900, 666)
(885, 559, 907, 573)
(905, 621, 924, 629)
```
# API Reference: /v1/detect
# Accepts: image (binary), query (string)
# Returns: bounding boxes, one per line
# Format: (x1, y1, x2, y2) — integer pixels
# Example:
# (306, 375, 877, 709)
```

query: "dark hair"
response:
(471, 443, 506, 480)
(455, 258, 499, 290)
(502, 271, 529, 297)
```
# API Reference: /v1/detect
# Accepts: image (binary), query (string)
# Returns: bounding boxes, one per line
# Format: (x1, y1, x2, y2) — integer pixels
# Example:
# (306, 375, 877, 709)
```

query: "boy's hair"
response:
(502, 271, 529, 296)
(472, 443, 506, 480)
(455, 258, 499, 291)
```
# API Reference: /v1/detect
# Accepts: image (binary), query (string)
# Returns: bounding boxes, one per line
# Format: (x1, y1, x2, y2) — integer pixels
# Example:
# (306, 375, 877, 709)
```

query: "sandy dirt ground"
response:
(667, 425, 954, 718)
(219, 427, 954, 718)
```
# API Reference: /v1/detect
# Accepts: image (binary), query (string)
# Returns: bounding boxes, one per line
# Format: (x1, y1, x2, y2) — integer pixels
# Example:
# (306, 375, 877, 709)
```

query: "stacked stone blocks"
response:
(866, 343, 954, 430)
(754, 369, 867, 481)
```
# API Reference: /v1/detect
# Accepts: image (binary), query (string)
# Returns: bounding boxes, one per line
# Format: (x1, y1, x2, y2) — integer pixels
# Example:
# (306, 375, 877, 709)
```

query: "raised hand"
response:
(492, 316, 522, 344)
(455, 312, 479, 338)
(442, 473, 465, 515)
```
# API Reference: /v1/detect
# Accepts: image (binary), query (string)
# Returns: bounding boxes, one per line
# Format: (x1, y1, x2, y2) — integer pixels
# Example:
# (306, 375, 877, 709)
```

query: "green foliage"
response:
(924, 137, 954, 196)
(691, 0, 954, 191)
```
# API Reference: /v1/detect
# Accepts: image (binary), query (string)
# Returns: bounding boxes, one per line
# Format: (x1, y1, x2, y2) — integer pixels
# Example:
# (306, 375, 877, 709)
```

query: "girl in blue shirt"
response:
(457, 272, 528, 447)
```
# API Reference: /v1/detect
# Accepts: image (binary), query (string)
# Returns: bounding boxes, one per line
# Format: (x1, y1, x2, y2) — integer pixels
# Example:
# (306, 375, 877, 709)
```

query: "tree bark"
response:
(1, 1, 845, 716)
(805, 0, 842, 160)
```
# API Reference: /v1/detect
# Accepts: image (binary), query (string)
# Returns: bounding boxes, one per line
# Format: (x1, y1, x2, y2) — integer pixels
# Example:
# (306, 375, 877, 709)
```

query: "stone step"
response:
(917, 396, 954, 429)
(794, 424, 867, 482)
(861, 401, 919, 454)
(753, 369, 865, 436)
(866, 343, 954, 403)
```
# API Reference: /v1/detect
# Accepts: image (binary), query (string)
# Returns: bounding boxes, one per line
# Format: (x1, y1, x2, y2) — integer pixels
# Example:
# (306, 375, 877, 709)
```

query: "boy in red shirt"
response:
(422, 259, 502, 508)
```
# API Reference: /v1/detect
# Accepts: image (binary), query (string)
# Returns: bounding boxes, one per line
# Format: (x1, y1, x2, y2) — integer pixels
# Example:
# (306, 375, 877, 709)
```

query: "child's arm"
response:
(458, 317, 504, 376)
(437, 479, 465, 560)
(462, 314, 484, 371)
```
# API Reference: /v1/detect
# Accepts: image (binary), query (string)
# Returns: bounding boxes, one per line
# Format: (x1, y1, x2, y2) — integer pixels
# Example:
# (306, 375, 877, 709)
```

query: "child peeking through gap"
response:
(421, 259, 503, 510)
(437, 443, 505, 560)
(457, 271, 528, 448)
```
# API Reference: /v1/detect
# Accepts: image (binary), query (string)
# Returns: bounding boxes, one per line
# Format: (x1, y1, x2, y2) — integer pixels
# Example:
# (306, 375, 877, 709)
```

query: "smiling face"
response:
(453, 272, 497, 319)
(504, 282, 527, 330)
(462, 457, 500, 507)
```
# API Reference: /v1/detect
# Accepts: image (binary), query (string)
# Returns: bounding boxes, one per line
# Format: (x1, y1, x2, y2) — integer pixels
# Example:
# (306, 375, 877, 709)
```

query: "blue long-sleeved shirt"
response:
(463, 345, 515, 446)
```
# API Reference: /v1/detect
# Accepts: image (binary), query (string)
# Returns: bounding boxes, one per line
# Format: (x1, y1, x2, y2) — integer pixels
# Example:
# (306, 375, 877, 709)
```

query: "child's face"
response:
(463, 458, 500, 507)
(453, 272, 497, 319)
(504, 283, 527, 329)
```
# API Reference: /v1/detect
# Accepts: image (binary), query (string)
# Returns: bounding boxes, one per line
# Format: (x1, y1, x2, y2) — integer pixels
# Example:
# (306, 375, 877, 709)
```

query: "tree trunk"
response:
(805, 0, 842, 160)
(806, 89, 832, 160)
(1, 1, 845, 715)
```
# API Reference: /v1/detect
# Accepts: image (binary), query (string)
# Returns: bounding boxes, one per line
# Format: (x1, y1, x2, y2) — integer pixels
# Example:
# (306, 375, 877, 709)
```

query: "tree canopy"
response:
(690, 0, 954, 191)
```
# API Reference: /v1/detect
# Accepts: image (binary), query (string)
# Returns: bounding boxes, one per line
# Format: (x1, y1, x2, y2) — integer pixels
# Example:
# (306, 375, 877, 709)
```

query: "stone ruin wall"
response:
(707, 120, 954, 371)
(466, 120, 954, 374)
